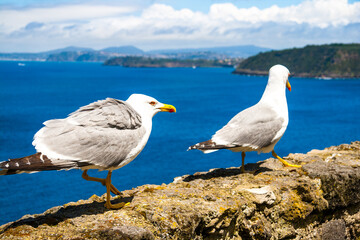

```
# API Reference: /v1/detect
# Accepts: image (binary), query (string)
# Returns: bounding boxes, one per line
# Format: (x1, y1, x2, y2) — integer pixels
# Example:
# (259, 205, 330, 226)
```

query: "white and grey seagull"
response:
(188, 64, 301, 172)
(0, 94, 176, 209)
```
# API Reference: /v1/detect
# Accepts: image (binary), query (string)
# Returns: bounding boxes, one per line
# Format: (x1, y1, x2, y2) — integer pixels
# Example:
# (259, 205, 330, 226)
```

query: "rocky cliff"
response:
(0, 142, 359, 240)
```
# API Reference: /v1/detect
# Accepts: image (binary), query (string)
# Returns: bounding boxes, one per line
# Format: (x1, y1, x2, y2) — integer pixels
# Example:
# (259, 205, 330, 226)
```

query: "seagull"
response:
(0, 94, 176, 209)
(188, 64, 301, 172)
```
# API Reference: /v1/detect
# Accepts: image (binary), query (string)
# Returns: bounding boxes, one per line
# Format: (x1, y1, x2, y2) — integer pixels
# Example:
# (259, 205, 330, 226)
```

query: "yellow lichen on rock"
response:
(1, 141, 360, 239)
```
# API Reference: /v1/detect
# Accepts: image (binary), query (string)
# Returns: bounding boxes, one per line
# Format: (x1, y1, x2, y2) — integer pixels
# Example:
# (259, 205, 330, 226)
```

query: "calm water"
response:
(0, 61, 359, 225)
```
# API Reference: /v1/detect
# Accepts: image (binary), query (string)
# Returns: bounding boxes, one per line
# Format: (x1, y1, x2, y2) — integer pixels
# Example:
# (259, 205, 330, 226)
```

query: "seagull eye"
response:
(149, 101, 156, 106)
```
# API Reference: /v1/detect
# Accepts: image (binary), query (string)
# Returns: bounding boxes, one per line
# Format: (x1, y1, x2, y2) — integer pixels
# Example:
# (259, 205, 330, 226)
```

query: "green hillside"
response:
(233, 43, 360, 78)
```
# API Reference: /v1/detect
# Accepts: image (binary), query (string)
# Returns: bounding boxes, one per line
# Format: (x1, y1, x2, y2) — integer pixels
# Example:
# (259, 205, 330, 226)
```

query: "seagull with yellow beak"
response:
(0, 94, 176, 209)
(189, 64, 301, 172)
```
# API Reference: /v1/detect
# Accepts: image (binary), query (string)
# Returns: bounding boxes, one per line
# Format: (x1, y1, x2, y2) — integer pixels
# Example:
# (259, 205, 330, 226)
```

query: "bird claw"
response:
(272, 151, 302, 168)
(104, 201, 126, 209)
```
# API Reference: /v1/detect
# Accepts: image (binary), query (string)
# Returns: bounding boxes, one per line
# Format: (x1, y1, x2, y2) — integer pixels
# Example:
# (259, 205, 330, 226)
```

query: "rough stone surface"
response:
(1, 141, 360, 240)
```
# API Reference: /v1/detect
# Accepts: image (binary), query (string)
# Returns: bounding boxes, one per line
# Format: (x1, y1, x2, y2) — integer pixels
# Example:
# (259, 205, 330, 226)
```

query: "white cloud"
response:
(0, 0, 359, 52)
(0, 4, 137, 33)
(284, 0, 360, 27)
(207, 0, 360, 27)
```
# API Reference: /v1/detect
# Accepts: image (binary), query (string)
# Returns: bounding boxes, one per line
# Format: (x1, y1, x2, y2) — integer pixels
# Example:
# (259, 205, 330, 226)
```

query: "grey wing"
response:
(212, 104, 284, 149)
(33, 98, 146, 169)
(69, 98, 142, 129)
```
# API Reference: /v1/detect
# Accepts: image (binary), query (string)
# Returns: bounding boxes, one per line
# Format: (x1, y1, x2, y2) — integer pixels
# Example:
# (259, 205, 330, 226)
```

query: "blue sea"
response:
(0, 61, 359, 225)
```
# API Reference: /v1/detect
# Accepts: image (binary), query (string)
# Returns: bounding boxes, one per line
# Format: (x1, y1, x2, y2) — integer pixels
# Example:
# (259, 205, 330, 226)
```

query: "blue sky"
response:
(0, 0, 305, 10)
(0, 0, 359, 52)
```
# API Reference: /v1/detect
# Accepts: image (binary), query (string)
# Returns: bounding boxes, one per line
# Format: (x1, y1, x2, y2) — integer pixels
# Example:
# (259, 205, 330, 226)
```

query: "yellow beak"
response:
(286, 80, 291, 92)
(159, 104, 176, 113)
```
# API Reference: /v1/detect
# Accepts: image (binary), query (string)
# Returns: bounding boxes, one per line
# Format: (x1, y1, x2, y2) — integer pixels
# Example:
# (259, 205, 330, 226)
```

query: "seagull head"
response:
(126, 94, 176, 118)
(269, 64, 291, 91)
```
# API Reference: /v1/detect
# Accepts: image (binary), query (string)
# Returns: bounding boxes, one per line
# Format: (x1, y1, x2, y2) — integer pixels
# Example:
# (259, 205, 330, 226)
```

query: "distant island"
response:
(233, 43, 360, 78)
(0, 45, 269, 62)
(3, 43, 359, 78)
(103, 56, 242, 68)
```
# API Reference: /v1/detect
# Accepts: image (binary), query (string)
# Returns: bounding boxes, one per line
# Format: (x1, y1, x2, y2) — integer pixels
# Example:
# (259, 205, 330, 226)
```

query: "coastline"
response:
(233, 68, 360, 79)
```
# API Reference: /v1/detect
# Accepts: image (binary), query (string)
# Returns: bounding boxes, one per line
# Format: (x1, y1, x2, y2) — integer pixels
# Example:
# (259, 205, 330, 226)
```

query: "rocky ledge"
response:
(1, 142, 359, 240)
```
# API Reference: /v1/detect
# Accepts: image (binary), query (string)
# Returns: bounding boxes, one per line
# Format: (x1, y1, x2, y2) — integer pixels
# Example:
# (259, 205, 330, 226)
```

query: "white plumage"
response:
(189, 64, 301, 171)
(0, 93, 176, 209)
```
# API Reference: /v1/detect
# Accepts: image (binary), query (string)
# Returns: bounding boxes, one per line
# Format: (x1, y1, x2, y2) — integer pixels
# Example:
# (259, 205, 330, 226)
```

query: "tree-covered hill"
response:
(233, 43, 360, 78)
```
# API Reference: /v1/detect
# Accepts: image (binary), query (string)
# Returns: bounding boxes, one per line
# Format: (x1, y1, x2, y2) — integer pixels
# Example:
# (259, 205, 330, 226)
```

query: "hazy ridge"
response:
(0, 45, 269, 62)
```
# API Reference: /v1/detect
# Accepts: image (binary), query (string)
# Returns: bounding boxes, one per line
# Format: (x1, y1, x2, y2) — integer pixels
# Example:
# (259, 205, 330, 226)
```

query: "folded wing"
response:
(33, 98, 147, 169)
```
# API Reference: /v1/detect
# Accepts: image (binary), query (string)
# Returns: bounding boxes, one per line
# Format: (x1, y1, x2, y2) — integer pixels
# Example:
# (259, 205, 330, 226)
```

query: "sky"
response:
(0, 0, 359, 52)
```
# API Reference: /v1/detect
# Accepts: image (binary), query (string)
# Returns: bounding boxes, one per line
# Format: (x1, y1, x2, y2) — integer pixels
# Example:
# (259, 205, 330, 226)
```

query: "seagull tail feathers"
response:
(188, 140, 224, 154)
(0, 153, 90, 175)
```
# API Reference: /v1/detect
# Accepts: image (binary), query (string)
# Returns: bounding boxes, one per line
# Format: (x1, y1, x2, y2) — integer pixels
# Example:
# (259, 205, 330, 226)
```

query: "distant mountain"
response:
(148, 45, 271, 58)
(44, 46, 95, 54)
(47, 46, 146, 62)
(0, 45, 139, 61)
(0, 44, 269, 62)
(101, 46, 144, 54)
(233, 43, 360, 78)
(47, 51, 111, 62)
(0, 46, 96, 61)
(0, 52, 48, 61)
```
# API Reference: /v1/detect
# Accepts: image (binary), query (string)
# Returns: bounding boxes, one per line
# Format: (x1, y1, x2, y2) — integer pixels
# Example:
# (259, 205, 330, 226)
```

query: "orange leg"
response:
(82, 170, 122, 195)
(241, 152, 246, 173)
(104, 171, 126, 209)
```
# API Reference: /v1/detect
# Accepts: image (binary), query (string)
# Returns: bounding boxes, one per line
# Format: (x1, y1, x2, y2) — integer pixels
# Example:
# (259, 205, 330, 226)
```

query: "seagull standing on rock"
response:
(188, 64, 301, 172)
(0, 94, 176, 209)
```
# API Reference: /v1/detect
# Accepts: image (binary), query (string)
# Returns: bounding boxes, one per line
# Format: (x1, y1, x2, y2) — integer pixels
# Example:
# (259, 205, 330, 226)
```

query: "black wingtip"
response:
(187, 145, 197, 151)
(0, 169, 9, 175)
(188, 139, 232, 152)
(188, 140, 218, 151)
(0, 169, 24, 175)
(0, 153, 79, 175)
